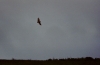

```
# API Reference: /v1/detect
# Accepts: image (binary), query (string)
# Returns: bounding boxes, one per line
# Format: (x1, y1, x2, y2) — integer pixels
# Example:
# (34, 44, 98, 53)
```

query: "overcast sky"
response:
(0, 0, 100, 60)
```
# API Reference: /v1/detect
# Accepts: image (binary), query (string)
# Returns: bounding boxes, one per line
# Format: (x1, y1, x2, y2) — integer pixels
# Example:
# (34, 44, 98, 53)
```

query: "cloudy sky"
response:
(0, 0, 100, 60)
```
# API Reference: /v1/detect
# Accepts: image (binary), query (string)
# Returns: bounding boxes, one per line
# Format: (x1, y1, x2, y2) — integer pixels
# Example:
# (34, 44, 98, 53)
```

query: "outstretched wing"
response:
(37, 18, 41, 25)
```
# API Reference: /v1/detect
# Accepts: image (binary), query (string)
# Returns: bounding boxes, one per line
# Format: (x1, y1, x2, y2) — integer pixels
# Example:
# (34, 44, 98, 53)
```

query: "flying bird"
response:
(37, 18, 41, 25)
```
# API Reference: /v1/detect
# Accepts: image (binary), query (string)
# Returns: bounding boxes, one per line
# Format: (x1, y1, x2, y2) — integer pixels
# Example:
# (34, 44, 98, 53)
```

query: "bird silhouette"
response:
(37, 18, 41, 25)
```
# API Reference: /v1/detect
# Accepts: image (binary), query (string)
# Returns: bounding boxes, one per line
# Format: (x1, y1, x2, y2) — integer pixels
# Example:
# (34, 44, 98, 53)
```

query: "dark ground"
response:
(0, 57, 100, 65)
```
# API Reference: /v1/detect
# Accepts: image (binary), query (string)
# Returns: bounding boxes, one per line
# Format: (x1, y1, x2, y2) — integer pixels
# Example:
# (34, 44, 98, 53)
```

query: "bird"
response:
(37, 18, 41, 25)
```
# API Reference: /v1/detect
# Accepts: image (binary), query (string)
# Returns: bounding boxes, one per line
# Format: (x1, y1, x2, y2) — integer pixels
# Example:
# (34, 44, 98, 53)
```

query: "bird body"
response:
(37, 18, 41, 25)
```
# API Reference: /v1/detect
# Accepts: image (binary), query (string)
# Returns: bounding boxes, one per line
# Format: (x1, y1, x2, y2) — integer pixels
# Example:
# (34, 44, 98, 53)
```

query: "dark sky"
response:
(0, 0, 100, 60)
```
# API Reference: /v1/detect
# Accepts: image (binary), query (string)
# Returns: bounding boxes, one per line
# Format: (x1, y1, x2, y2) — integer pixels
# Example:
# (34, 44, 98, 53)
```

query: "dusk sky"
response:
(0, 0, 100, 60)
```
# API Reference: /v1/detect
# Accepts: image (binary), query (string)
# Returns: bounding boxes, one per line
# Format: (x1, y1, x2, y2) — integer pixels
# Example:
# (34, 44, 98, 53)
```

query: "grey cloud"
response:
(0, 0, 100, 60)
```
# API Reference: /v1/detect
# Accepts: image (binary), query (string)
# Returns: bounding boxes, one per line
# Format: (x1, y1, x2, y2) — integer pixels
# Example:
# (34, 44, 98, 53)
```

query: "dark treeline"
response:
(0, 57, 100, 65)
(47, 57, 100, 61)
(0, 57, 100, 61)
